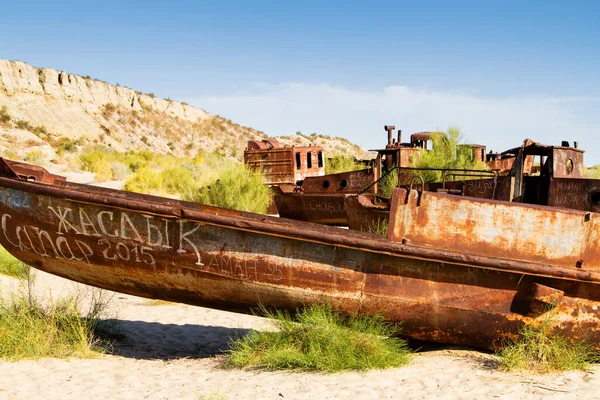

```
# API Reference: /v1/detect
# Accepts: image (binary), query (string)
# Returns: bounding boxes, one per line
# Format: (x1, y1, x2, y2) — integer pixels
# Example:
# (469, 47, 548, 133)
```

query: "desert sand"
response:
(0, 271, 598, 400)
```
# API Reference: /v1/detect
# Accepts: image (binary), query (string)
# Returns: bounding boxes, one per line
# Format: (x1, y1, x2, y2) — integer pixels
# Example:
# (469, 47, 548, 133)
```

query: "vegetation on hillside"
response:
(0, 106, 10, 124)
(101, 103, 267, 161)
(77, 148, 272, 213)
(225, 305, 411, 372)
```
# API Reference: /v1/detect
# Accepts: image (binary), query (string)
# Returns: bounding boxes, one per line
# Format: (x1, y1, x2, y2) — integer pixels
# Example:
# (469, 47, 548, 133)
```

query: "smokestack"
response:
(384, 125, 395, 145)
(397, 129, 402, 145)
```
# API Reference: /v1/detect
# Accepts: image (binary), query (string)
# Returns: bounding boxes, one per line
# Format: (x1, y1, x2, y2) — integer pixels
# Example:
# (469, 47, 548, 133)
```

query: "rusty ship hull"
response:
(273, 191, 349, 225)
(2, 161, 600, 349)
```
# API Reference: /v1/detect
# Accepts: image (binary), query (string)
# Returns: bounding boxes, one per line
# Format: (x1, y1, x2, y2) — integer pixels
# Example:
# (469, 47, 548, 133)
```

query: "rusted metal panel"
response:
(273, 169, 375, 224)
(244, 142, 325, 185)
(346, 194, 390, 232)
(301, 168, 375, 194)
(388, 187, 600, 271)
(3, 161, 600, 349)
(0, 158, 66, 185)
(547, 178, 600, 212)
(273, 189, 349, 225)
(551, 148, 585, 178)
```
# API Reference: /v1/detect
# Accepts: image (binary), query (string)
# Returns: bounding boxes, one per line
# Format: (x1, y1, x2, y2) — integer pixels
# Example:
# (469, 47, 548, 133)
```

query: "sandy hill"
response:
(0, 58, 370, 171)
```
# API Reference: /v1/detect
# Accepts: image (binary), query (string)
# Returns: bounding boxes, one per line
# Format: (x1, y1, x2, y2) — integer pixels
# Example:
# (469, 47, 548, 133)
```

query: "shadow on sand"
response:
(97, 318, 251, 361)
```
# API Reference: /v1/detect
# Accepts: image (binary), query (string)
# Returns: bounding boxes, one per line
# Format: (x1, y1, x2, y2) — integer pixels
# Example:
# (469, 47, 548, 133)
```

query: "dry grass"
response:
(497, 317, 599, 373)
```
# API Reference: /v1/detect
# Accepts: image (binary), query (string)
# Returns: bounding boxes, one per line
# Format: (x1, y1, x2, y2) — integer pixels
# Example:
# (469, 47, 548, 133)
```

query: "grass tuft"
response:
(0, 246, 30, 279)
(364, 218, 389, 235)
(0, 274, 114, 361)
(497, 318, 599, 373)
(225, 305, 411, 372)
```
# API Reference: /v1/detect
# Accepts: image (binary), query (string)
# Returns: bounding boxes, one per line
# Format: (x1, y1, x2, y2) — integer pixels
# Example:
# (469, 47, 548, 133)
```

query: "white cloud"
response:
(188, 83, 600, 165)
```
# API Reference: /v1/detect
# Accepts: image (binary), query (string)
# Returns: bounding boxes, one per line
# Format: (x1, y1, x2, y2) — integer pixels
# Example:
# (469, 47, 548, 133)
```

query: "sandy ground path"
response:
(0, 271, 598, 400)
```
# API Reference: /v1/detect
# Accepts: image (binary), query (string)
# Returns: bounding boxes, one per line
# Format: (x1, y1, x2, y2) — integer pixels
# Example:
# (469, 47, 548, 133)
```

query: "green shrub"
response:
(15, 120, 33, 131)
(123, 166, 164, 194)
(55, 138, 78, 156)
(326, 155, 364, 174)
(497, 318, 599, 373)
(33, 125, 47, 136)
(161, 165, 197, 199)
(187, 165, 272, 213)
(3, 150, 19, 160)
(225, 305, 411, 372)
(378, 169, 399, 197)
(25, 149, 44, 165)
(0, 246, 29, 279)
(416, 127, 483, 182)
(0, 106, 10, 123)
(0, 279, 113, 360)
(78, 151, 112, 181)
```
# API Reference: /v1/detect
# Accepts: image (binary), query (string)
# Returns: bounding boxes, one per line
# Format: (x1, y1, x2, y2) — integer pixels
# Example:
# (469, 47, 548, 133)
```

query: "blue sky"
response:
(2, 1, 600, 163)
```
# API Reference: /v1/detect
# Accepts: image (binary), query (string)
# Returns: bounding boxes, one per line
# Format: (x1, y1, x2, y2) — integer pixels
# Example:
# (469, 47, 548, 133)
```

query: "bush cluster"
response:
(80, 148, 271, 213)
(414, 127, 484, 183)
(326, 155, 364, 174)
(187, 164, 272, 214)
(225, 305, 411, 372)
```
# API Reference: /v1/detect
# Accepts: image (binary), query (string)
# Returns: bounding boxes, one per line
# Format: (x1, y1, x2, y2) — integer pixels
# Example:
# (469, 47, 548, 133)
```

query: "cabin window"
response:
(566, 158, 574, 175)
(307, 152, 312, 168)
(318, 151, 324, 168)
(481, 149, 485, 162)
(592, 192, 600, 206)
(295, 152, 301, 169)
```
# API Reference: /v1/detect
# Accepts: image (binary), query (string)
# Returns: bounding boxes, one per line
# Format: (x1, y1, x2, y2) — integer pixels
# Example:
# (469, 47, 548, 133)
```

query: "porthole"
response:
(340, 179, 348, 189)
(566, 158, 574, 175)
(592, 192, 600, 206)
(322, 180, 330, 189)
